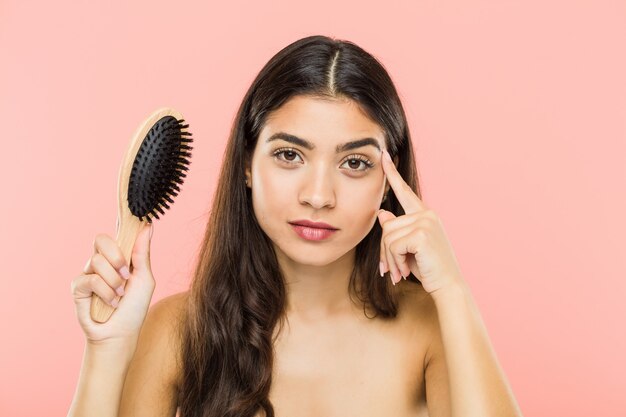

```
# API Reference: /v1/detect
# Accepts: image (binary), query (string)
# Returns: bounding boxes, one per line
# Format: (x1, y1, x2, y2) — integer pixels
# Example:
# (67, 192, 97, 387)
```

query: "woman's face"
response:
(246, 95, 390, 267)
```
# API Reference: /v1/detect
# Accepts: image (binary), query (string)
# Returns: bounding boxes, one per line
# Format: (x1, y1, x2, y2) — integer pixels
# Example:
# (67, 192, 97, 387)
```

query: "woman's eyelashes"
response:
(271, 147, 375, 173)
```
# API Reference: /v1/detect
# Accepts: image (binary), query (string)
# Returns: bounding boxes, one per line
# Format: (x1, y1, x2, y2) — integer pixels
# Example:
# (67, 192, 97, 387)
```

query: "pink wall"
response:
(1, 1, 624, 415)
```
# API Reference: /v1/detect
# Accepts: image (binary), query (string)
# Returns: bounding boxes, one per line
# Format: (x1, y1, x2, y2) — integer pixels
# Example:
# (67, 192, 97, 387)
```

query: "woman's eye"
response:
(274, 149, 302, 163)
(341, 158, 373, 171)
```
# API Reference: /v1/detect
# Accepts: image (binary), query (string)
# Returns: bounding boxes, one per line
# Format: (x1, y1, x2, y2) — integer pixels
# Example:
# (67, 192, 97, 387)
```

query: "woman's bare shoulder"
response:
(398, 280, 436, 316)
(396, 280, 439, 338)
(144, 291, 189, 380)
(119, 290, 189, 416)
(153, 290, 189, 318)
(145, 291, 189, 340)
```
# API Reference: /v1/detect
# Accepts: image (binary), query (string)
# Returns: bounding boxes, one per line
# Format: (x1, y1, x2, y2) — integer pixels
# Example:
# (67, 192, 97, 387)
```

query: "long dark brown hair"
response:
(176, 35, 422, 417)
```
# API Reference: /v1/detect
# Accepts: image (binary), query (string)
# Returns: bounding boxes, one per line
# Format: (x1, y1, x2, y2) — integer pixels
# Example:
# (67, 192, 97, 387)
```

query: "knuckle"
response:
(82, 257, 91, 274)
(94, 233, 109, 243)
(93, 234, 105, 249)
(93, 233, 112, 252)
(70, 277, 78, 294)
(93, 236, 125, 270)
(88, 274, 100, 288)
(91, 253, 105, 269)
(114, 253, 127, 270)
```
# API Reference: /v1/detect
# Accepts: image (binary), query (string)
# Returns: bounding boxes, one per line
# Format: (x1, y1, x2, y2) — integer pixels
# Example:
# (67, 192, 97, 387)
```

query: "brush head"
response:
(127, 115, 193, 223)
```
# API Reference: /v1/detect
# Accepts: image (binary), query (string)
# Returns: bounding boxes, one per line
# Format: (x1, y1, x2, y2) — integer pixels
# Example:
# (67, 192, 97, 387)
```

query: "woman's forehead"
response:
(261, 96, 384, 148)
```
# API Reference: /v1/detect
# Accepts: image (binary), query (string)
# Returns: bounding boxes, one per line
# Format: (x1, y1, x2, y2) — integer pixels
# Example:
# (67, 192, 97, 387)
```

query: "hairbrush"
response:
(90, 108, 193, 323)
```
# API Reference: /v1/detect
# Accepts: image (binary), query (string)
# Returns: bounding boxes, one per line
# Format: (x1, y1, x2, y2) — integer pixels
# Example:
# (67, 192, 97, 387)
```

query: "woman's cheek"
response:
(266, 172, 295, 201)
(347, 178, 381, 207)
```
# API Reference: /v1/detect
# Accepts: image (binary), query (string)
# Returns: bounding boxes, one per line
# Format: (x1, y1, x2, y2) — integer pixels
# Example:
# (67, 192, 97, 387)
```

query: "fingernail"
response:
(110, 297, 119, 308)
(383, 149, 392, 163)
(379, 262, 385, 277)
(119, 265, 131, 280)
(115, 285, 125, 296)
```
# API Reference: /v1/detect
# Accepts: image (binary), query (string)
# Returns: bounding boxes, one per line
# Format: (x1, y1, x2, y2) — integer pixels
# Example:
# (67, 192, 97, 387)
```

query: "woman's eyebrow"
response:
(266, 132, 382, 153)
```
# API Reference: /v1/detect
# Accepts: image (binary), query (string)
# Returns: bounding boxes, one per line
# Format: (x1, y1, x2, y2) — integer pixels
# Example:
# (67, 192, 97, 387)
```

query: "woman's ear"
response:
(245, 158, 252, 188)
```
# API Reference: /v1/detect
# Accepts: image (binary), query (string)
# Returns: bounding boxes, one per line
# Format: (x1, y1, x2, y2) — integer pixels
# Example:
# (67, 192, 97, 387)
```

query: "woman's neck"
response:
(276, 247, 361, 323)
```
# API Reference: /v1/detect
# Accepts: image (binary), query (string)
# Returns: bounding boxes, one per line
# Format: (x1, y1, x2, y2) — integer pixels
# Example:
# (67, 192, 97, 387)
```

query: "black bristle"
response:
(127, 115, 193, 223)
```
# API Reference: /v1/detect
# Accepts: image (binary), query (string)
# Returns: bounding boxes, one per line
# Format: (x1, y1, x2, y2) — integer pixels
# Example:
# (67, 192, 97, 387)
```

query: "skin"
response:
(244, 94, 394, 323)
(72, 95, 521, 417)
(240, 95, 438, 416)
(72, 95, 451, 417)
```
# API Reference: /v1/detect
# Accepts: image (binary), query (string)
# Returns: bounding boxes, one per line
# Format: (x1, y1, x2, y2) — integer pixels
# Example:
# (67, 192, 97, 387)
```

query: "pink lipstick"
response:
(288, 220, 338, 241)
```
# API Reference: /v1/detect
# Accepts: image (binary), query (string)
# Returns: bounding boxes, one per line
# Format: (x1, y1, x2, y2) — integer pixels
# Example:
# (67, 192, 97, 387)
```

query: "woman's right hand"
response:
(70, 222, 156, 347)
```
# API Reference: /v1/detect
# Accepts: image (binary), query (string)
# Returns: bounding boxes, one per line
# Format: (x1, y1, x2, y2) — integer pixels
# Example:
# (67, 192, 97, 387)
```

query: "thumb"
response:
(130, 222, 153, 273)
(377, 209, 396, 226)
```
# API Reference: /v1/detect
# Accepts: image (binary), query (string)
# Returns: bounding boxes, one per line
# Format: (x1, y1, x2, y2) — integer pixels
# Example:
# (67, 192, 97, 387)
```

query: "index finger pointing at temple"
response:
(381, 149, 426, 214)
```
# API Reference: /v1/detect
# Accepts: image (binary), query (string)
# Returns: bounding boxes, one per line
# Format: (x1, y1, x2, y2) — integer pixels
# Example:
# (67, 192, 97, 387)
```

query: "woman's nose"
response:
(298, 169, 336, 209)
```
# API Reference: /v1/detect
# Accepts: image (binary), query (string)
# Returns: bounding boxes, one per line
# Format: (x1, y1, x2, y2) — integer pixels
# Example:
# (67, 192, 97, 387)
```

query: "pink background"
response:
(1, 0, 625, 415)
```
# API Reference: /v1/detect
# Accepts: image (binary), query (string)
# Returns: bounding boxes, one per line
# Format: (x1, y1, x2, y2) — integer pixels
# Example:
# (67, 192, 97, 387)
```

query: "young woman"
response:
(68, 35, 523, 417)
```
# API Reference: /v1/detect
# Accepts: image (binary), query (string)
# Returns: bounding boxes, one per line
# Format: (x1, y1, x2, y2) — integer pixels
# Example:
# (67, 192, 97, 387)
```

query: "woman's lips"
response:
(289, 219, 338, 230)
(289, 224, 337, 241)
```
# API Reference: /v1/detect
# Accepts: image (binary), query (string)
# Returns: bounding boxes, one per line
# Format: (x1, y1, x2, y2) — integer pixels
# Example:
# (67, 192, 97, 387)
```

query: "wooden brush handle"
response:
(89, 107, 183, 323)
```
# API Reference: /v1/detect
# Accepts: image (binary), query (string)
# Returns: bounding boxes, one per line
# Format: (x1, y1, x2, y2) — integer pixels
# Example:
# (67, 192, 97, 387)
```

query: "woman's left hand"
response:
(377, 149, 464, 295)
